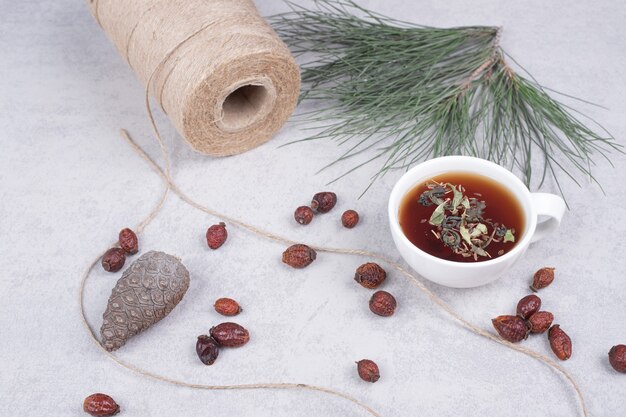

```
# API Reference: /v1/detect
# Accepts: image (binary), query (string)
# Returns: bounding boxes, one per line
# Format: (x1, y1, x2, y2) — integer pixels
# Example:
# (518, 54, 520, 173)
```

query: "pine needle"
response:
(270, 0, 621, 197)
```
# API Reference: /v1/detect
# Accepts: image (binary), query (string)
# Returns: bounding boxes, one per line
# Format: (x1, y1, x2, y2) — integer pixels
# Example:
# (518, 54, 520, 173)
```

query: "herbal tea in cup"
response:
(388, 156, 566, 288)
(399, 172, 525, 263)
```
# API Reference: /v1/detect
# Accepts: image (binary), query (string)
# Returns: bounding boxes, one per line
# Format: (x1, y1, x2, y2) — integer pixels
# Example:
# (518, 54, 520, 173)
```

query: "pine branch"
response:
(270, 0, 621, 197)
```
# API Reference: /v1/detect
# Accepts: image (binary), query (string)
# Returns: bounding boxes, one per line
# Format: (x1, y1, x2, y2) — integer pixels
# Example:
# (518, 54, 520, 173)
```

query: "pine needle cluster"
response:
(271, 0, 620, 196)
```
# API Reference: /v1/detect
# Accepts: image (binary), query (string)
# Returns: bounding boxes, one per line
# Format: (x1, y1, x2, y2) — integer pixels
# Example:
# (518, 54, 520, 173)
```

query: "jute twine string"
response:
(81, 2, 588, 415)
(87, 0, 300, 156)
(79, 125, 589, 417)
(78, 143, 380, 417)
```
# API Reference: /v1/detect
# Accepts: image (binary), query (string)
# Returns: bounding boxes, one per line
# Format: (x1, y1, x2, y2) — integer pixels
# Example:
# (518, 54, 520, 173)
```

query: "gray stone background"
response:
(1, 0, 625, 416)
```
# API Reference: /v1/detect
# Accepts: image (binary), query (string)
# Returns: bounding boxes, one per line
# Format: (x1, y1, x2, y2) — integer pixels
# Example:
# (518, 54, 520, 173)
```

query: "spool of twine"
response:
(88, 0, 300, 156)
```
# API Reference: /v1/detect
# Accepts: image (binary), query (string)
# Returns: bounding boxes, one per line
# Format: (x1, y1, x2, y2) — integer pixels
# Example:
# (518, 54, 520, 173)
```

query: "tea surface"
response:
(399, 171, 525, 262)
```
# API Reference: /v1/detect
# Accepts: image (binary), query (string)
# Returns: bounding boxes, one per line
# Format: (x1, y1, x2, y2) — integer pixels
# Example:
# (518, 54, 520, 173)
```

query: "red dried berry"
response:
(549, 325, 572, 360)
(356, 359, 380, 383)
(311, 191, 337, 213)
(101, 248, 126, 272)
(282, 244, 317, 268)
(369, 291, 397, 317)
(354, 263, 386, 289)
(206, 222, 228, 250)
(609, 344, 626, 373)
(516, 294, 541, 320)
(294, 206, 314, 225)
(527, 311, 554, 334)
(492, 315, 530, 343)
(530, 267, 555, 292)
(210, 322, 250, 347)
(118, 228, 138, 254)
(214, 298, 242, 316)
(196, 335, 220, 365)
(341, 210, 359, 228)
(83, 393, 120, 416)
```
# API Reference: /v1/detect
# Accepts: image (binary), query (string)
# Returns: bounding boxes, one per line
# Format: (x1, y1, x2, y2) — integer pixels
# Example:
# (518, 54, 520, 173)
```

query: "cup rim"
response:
(388, 156, 537, 268)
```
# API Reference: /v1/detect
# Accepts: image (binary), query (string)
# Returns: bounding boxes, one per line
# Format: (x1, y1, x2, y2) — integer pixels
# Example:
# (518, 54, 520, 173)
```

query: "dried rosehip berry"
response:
(609, 344, 626, 373)
(341, 209, 359, 228)
(549, 324, 572, 360)
(356, 359, 380, 383)
(118, 228, 138, 254)
(206, 222, 228, 249)
(214, 298, 242, 316)
(282, 244, 317, 268)
(528, 311, 554, 334)
(311, 191, 337, 213)
(369, 291, 397, 317)
(294, 206, 314, 225)
(354, 263, 386, 289)
(210, 322, 250, 347)
(196, 335, 220, 365)
(516, 294, 541, 320)
(101, 248, 126, 272)
(83, 393, 120, 416)
(492, 315, 530, 343)
(530, 267, 555, 292)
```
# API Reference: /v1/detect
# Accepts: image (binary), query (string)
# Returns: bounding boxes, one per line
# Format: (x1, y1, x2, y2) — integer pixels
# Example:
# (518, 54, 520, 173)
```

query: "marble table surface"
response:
(1, 0, 625, 416)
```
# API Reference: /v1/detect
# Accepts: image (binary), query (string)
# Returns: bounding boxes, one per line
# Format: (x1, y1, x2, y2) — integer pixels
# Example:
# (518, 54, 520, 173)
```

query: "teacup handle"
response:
(530, 193, 566, 243)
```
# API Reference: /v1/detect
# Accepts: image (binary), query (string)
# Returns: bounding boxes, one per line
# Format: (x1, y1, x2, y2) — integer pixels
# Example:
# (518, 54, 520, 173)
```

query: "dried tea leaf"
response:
(429, 202, 446, 226)
(471, 223, 488, 237)
(460, 224, 472, 245)
(473, 246, 489, 257)
(504, 229, 515, 243)
(449, 183, 463, 213)
(427, 184, 446, 205)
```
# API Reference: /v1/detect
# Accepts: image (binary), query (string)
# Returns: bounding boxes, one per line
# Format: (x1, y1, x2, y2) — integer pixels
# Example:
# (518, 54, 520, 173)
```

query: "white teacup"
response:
(388, 156, 566, 288)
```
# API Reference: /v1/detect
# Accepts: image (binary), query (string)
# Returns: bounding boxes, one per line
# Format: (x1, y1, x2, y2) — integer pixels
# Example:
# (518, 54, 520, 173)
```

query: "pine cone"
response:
(100, 251, 190, 351)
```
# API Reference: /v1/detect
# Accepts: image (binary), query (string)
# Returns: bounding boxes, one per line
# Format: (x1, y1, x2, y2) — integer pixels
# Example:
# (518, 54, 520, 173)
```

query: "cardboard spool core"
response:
(220, 84, 271, 131)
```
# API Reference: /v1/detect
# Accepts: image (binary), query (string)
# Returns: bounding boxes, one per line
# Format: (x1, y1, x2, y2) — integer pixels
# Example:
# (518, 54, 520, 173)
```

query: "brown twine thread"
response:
(79, 125, 589, 417)
(81, 2, 588, 415)
(80, 257, 379, 417)
(79, 255, 379, 416)
(77, 143, 381, 417)
(132, 128, 592, 416)
(81, 77, 591, 416)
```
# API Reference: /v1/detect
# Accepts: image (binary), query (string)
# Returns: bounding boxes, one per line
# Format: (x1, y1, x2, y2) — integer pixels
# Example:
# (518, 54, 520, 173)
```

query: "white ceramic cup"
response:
(388, 156, 566, 288)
